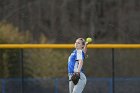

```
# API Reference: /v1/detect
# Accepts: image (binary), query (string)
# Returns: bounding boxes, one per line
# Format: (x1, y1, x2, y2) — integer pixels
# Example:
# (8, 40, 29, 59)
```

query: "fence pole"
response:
(112, 48, 115, 93)
(2, 79, 5, 93)
(19, 49, 24, 93)
(54, 78, 58, 93)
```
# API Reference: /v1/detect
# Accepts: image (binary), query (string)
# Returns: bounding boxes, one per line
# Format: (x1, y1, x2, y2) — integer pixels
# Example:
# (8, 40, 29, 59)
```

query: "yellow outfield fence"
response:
(0, 44, 140, 48)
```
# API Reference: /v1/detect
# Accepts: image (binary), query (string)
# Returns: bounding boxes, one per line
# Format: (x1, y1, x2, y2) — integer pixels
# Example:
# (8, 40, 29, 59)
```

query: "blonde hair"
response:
(77, 38, 85, 46)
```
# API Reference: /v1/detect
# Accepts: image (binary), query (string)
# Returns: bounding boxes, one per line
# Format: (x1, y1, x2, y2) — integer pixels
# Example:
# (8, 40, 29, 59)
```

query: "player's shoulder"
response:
(76, 49, 84, 54)
(72, 49, 77, 53)
(78, 49, 84, 52)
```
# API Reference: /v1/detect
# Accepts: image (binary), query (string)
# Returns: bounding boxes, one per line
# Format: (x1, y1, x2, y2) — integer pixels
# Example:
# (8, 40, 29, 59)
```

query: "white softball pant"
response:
(68, 72, 87, 93)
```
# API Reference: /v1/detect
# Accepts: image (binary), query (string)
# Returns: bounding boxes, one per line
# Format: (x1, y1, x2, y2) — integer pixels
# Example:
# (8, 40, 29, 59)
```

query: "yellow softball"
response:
(86, 37, 92, 43)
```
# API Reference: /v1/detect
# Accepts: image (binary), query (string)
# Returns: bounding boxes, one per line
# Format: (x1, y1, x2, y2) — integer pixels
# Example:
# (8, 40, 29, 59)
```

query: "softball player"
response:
(68, 38, 88, 93)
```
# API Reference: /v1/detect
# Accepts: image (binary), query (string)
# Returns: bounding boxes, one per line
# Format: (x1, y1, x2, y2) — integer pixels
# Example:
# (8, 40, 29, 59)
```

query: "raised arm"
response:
(83, 42, 88, 54)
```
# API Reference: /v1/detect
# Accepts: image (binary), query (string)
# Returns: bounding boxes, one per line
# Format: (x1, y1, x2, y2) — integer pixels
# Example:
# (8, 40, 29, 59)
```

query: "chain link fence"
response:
(0, 48, 140, 93)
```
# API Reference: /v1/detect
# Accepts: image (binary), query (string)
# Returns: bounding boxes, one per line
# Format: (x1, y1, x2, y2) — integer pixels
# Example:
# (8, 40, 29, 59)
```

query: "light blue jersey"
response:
(68, 49, 85, 73)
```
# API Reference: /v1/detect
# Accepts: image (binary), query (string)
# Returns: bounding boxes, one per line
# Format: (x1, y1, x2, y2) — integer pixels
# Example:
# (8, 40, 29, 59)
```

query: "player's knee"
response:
(73, 91, 76, 93)
(73, 90, 79, 93)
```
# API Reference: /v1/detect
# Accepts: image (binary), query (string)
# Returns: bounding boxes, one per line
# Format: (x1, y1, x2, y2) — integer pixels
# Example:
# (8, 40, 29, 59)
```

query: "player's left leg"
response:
(69, 81, 74, 93)
(69, 74, 75, 93)
(73, 72, 87, 93)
